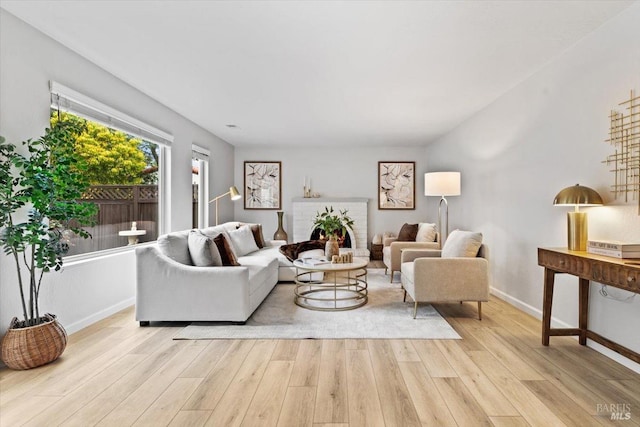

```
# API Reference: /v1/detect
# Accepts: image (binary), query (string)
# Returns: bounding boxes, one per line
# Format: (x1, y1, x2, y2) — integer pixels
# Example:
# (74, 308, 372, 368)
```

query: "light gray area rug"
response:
(174, 269, 460, 340)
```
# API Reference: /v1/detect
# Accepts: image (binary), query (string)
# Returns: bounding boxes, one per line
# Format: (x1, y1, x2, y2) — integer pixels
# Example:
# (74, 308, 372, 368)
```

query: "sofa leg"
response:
(477, 301, 482, 320)
(403, 290, 407, 302)
(413, 302, 418, 319)
(139, 321, 150, 327)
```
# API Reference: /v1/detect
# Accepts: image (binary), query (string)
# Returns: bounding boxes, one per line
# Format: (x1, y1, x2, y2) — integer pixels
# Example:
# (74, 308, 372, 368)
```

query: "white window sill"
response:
(62, 241, 156, 268)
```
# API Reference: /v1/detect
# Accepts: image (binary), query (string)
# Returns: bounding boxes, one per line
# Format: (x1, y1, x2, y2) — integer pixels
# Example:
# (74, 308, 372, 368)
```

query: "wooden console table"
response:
(538, 248, 640, 364)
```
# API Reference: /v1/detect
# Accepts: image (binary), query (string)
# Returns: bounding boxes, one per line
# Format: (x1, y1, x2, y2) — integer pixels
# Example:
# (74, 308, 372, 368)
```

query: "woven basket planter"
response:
(1, 314, 67, 370)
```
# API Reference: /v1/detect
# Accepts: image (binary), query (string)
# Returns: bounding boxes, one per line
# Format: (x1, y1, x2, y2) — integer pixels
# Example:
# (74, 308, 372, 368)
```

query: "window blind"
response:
(50, 81, 173, 147)
(192, 144, 210, 161)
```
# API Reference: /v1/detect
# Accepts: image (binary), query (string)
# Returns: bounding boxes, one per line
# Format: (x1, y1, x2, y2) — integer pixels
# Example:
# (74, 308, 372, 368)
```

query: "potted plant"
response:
(0, 121, 97, 370)
(312, 206, 354, 260)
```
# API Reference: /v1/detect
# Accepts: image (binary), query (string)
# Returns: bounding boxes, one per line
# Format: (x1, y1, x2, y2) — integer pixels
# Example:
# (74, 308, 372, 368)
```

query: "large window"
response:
(192, 145, 210, 229)
(50, 82, 172, 257)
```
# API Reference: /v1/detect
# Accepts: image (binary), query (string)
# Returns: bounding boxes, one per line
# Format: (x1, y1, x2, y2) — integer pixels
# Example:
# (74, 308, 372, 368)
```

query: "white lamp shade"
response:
(424, 172, 461, 196)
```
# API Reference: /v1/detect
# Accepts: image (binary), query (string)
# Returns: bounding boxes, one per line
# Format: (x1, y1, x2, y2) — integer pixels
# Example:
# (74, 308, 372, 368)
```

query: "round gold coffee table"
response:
(293, 258, 368, 311)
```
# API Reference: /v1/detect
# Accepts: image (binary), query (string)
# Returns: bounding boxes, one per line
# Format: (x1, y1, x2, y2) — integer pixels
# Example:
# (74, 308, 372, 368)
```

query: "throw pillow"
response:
(237, 223, 266, 248)
(397, 223, 419, 242)
(415, 223, 437, 242)
(227, 225, 260, 256)
(441, 230, 483, 258)
(214, 233, 241, 266)
(187, 230, 223, 267)
(158, 232, 192, 265)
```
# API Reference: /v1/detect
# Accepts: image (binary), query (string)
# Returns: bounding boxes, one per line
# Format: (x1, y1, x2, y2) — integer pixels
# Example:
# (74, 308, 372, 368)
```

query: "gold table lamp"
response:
(553, 184, 603, 251)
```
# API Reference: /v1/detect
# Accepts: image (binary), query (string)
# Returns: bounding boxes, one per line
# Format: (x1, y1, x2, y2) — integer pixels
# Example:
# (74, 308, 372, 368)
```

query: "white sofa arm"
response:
(135, 246, 252, 322)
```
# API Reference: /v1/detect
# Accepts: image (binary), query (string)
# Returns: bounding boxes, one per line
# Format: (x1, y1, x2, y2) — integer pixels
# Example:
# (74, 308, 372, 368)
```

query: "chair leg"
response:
(403, 290, 407, 302)
(477, 301, 482, 320)
(390, 270, 394, 283)
(413, 302, 418, 319)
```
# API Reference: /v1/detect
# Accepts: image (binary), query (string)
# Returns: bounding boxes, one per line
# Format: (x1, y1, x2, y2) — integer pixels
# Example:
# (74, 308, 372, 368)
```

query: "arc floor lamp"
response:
(425, 172, 461, 244)
(209, 186, 241, 225)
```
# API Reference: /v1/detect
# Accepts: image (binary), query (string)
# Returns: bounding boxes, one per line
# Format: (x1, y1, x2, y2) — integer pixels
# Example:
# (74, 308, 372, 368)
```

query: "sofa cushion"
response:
(187, 230, 222, 267)
(213, 233, 240, 266)
(238, 223, 266, 248)
(397, 223, 419, 241)
(415, 223, 437, 243)
(157, 231, 192, 265)
(442, 230, 483, 258)
(227, 225, 260, 256)
(237, 255, 278, 294)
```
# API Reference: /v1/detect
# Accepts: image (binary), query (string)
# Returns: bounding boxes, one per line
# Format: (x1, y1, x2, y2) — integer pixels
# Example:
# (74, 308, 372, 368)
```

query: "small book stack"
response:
(587, 240, 640, 259)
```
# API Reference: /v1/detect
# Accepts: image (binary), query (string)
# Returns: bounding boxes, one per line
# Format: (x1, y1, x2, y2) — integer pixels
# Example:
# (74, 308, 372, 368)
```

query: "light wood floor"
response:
(1, 291, 639, 426)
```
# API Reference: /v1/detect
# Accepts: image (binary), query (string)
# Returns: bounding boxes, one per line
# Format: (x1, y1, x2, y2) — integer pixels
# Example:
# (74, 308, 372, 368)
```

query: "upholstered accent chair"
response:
(383, 223, 440, 282)
(400, 235, 489, 319)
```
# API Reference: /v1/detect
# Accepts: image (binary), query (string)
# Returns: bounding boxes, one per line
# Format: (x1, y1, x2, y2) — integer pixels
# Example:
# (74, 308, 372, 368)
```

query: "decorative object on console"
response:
(208, 185, 241, 225)
(378, 161, 415, 210)
(273, 211, 288, 241)
(553, 184, 603, 251)
(587, 240, 640, 259)
(425, 171, 461, 244)
(603, 89, 639, 215)
(244, 161, 281, 209)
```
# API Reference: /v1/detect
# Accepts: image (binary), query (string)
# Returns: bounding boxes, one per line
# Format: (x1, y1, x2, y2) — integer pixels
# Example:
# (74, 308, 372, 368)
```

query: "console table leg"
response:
(578, 278, 589, 345)
(542, 268, 555, 346)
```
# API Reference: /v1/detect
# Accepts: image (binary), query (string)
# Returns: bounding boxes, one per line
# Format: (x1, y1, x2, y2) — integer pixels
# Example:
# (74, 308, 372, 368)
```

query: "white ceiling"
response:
(1, 1, 633, 147)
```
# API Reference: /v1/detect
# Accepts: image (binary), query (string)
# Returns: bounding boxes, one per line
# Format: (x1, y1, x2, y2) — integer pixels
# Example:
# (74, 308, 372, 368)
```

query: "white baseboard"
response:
(490, 287, 640, 374)
(490, 287, 572, 329)
(64, 297, 135, 335)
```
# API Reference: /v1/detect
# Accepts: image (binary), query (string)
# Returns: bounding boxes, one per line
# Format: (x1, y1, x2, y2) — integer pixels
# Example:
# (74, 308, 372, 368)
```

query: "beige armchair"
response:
(383, 234, 440, 282)
(400, 246, 489, 319)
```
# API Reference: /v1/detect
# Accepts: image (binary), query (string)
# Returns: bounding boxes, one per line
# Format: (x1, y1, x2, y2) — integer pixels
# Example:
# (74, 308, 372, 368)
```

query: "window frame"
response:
(49, 81, 173, 259)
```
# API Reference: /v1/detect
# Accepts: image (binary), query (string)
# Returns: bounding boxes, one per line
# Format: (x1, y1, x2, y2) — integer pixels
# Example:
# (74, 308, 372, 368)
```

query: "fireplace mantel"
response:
(292, 197, 369, 258)
(292, 197, 369, 204)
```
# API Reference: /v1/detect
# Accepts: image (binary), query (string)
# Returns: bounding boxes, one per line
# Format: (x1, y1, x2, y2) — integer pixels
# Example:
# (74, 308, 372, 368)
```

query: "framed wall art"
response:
(378, 161, 415, 210)
(244, 161, 282, 209)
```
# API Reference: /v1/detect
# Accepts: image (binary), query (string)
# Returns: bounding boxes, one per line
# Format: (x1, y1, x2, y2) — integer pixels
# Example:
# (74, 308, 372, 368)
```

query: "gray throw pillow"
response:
(441, 230, 483, 258)
(187, 230, 222, 266)
(158, 232, 192, 265)
(227, 225, 260, 256)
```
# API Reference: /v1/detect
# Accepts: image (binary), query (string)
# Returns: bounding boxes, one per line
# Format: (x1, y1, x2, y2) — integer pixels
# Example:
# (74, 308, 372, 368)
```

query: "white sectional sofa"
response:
(135, 222, 317, 325)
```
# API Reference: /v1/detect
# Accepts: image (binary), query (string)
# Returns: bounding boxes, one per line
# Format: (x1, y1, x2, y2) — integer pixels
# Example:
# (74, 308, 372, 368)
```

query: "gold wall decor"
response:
(603, 90, 640, 214)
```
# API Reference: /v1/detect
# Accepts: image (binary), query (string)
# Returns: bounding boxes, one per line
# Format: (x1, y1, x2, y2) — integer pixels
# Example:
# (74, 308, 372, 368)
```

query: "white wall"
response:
(426, 3, 640, 371)
(234, 146, 434, 242)
(0, 11, 235, 337)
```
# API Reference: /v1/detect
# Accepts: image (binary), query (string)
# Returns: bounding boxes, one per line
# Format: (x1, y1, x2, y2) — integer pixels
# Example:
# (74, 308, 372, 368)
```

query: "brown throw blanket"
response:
(279, 240, 326, 262)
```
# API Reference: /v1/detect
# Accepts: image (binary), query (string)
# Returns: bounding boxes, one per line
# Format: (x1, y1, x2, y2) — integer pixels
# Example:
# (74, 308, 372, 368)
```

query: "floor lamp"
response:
(209, 185, 241, 225)
(424, 172, 461, 244)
